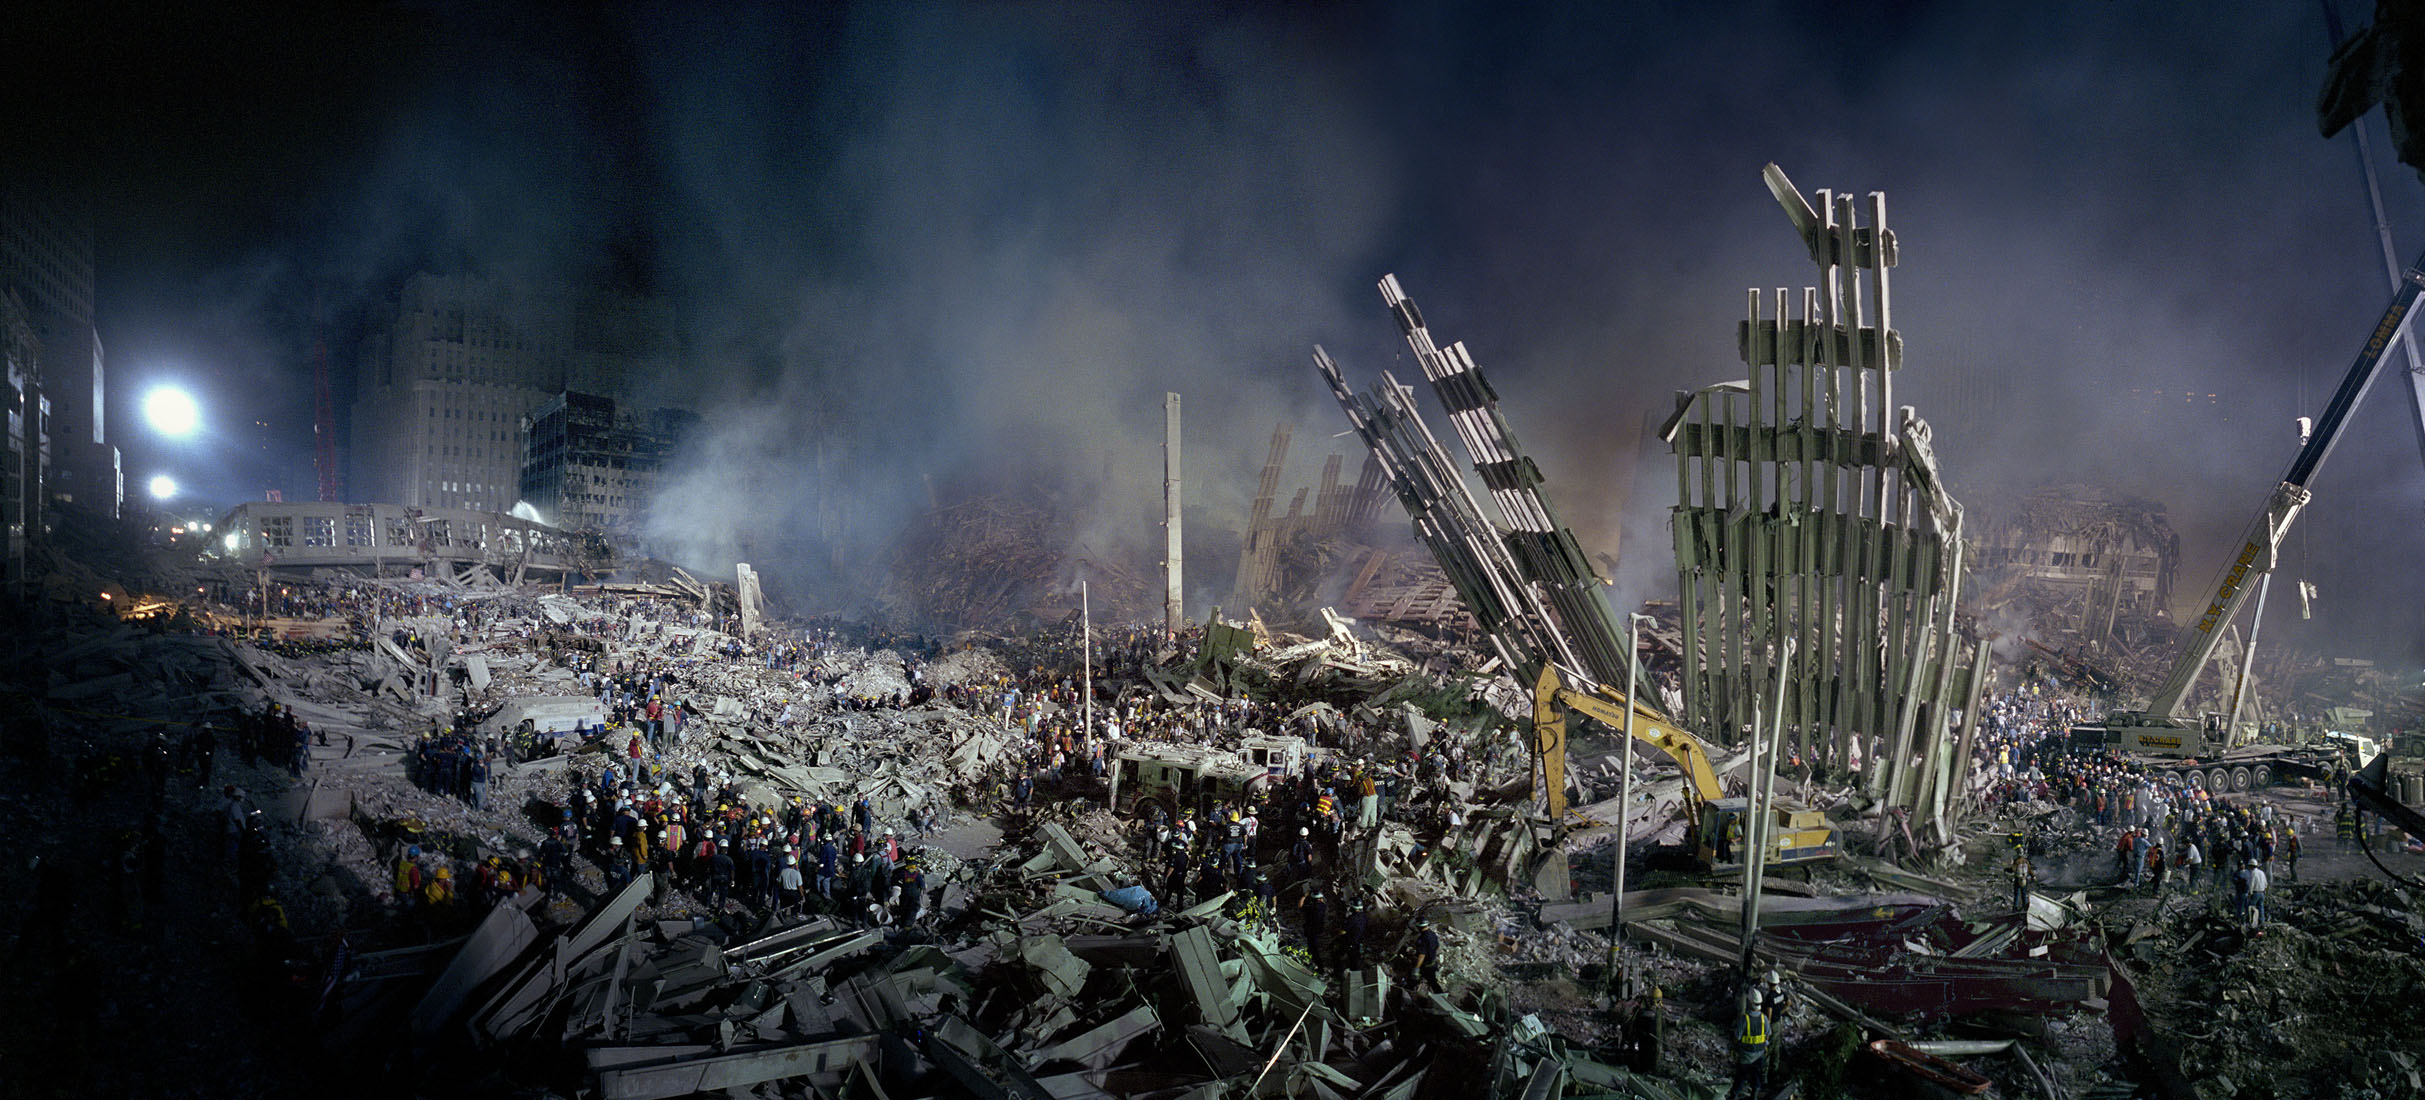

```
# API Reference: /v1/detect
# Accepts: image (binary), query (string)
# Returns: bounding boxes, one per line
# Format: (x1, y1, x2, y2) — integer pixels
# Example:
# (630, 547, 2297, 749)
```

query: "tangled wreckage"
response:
(7, 153, 2425, 1100)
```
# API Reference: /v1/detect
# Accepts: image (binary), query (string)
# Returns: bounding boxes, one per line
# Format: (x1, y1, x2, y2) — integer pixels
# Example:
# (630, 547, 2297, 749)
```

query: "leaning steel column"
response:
(1165, 392, 1184, 635)
(1739, 637, 1794, 963)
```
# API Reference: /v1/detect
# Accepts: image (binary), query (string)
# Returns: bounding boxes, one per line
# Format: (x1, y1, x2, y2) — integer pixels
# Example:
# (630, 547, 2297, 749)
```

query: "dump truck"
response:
(1532, 665, 1836, 871)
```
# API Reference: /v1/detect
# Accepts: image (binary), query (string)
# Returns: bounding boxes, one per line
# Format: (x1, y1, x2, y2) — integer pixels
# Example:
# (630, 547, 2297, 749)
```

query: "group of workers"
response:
(540, 764, 933, 931)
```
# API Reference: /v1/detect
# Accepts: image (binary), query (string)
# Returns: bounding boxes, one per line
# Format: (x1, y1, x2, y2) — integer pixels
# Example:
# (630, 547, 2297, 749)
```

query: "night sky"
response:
(8, 1, 2422, 662)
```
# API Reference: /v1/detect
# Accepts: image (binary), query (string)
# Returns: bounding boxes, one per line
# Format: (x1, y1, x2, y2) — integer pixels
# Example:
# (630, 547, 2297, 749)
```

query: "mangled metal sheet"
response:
(1168, 926, 1244, 1042)
(1014, 934, 1091, 1001)
(473, 873, 653, 1040)
(1029, 1004, 1159, 1071)
(1233, 931, 1328, 1016)
(478, 694, 607, 738)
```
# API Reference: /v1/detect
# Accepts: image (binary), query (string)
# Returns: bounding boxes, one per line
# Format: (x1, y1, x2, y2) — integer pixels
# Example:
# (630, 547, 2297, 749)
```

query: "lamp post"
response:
(1609, 611, 1655, 983)
(1610, 610, 1649, 935)
(1081, 579, 1093, 751)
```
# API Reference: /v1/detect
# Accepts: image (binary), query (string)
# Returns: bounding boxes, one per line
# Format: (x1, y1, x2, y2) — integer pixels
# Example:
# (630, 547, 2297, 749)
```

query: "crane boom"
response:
(2134, 244, 2425, 724)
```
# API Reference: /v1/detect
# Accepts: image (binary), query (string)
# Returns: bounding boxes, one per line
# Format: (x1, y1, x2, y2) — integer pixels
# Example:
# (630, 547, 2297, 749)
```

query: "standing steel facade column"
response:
(1315, 346, 1584, 686)
(1165, 392, 1184, 635)
(1314, 275, 1634, 693)
(1379, 276, 1634, 686)
(1660, 165, 1973, 839)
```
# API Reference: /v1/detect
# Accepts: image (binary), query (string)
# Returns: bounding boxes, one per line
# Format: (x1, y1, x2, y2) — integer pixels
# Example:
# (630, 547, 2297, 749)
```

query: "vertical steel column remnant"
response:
(1165, 393, 1184, 635)
(1661, 165, 1968, 843)
(1232, 423, 1292, 609)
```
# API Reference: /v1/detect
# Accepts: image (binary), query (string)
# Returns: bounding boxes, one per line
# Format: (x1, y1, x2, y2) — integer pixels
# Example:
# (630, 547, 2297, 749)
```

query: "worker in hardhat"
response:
(1730, 986, 1769, 1099)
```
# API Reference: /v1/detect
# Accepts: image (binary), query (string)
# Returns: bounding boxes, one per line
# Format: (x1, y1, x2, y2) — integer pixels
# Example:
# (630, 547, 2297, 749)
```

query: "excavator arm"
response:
(1532, 664, 1726, 822)
(1533, 664, 1839, 869)
(2349, 751, 2425, 844)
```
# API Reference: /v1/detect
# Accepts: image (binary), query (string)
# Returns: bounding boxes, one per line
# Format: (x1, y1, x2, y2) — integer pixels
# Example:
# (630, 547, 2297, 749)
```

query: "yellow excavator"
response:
(1531, 665, 1836, 872)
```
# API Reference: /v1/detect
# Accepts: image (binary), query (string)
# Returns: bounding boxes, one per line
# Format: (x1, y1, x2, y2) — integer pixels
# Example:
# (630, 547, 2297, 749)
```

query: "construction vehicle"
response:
(1531, 665, 1836, 871)
(2070, 242, 2425, 792)
(2348, 750, 2425, 855)
(1106, 734, 1316, 823)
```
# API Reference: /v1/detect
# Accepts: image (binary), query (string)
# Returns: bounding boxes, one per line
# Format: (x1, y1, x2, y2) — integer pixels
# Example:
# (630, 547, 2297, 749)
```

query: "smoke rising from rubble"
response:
(629, 5, 1393, 615)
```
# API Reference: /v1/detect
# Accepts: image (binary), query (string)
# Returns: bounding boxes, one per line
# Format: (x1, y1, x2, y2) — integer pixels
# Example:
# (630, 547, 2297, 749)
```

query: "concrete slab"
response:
(1168, 926, 1243, 1042)
(411, 898, 540, 1036)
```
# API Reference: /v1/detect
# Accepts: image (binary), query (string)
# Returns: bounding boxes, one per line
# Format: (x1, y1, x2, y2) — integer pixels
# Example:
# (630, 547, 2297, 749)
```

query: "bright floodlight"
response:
(147, 474, 178, 500)
(142, 386, 201, 438)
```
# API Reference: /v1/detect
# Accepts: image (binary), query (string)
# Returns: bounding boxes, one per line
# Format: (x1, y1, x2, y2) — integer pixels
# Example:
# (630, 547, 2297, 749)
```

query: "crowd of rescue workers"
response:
(161, 582, 2412, 1095)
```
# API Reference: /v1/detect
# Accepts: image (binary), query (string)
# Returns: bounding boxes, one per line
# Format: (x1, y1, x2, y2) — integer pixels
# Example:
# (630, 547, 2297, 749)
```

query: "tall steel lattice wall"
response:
(1664, 165, 1979, 819)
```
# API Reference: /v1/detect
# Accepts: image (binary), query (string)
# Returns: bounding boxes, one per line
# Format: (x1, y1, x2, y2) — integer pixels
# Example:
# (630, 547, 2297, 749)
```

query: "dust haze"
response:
(54, 1, 2425, 660)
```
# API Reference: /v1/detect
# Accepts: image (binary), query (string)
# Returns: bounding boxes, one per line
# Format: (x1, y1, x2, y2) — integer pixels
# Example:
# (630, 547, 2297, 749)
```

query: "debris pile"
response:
(2128, 876, 2425, 1100)
(384, 816, 1683, 1100)
(882, 494, 1157, 630)
(13, 530, 2419, 1100)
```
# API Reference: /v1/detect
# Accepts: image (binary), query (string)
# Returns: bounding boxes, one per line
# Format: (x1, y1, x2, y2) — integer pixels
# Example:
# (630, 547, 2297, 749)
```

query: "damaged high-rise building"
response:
(1659, 165, 1983, 830)
(349, 273, 681, 515)
(1971, 484, 2181, 647)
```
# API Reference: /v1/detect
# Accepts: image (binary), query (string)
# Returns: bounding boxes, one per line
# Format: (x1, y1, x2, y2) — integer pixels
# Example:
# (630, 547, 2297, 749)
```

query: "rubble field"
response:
(2, 562, 2421, 1100)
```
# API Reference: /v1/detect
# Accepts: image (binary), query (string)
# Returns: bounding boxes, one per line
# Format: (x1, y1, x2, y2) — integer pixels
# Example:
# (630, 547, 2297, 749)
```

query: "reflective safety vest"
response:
(1738, 1008, 1768, 1047)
